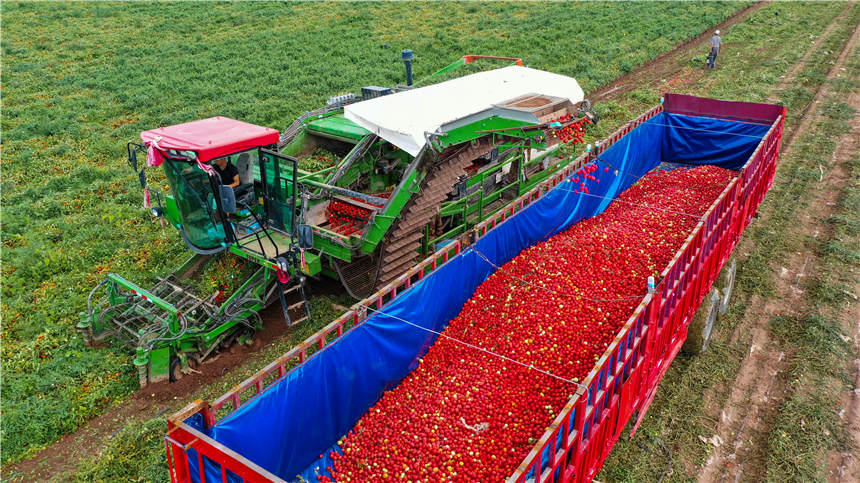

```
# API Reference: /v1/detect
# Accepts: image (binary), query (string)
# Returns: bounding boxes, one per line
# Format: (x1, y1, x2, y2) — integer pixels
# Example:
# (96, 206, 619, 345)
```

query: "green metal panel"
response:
(313, 233, 354, 262)
(302, 251, 322, 276)
(359, 168, 424, 254)
(321, 266, 338, 279)
(333, 154, 377, 188)
(439, 117, 534, 148)
(305, 114, 370, 141)
(230, 244, 271, 267)
(148, 347, 170, 382)
(278, 130, 311, 162)
(179, 340, 198, 353)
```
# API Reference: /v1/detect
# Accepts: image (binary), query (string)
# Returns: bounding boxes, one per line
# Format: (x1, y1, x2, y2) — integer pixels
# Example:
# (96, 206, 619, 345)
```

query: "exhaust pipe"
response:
(402, 49, 414, 86)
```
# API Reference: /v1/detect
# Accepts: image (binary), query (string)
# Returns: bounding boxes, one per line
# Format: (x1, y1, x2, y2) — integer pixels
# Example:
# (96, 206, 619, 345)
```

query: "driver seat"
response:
(233, 153, 255, 205)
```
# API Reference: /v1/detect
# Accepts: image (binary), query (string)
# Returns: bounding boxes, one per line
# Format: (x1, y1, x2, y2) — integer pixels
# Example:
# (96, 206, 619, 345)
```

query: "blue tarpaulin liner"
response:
(186, 112, 769, 482)
(656, 113, 770, 169)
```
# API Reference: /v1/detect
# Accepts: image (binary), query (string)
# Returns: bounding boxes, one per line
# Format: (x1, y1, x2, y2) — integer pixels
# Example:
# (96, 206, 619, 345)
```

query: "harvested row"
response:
(327, 165, 735, 482)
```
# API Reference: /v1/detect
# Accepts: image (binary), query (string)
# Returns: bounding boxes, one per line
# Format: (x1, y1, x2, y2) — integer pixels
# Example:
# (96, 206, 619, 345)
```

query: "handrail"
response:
(237, 201, 281, 261)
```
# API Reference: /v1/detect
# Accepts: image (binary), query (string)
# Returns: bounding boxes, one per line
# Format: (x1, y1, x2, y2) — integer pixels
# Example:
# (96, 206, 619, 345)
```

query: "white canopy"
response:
(344, 66, 585, 156)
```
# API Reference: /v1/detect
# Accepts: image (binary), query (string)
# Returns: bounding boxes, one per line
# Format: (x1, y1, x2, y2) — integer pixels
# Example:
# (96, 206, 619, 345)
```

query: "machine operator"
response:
(213, 157, 240, 189)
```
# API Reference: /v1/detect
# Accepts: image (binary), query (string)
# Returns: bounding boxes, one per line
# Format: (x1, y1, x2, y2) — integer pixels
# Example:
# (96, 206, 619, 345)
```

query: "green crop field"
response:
(0, 0, 752, 470)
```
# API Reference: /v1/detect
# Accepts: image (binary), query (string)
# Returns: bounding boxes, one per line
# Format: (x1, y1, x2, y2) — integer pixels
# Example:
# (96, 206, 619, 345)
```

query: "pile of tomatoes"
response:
(326, 165, 734, 482)
(325, 193, 391, 236)
(550, 114, 591, 145)
(326, 200, 373, 236)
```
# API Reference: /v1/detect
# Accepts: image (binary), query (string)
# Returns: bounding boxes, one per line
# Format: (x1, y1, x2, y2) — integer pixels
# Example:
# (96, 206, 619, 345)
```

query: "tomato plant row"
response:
(325, 165, 735, 482)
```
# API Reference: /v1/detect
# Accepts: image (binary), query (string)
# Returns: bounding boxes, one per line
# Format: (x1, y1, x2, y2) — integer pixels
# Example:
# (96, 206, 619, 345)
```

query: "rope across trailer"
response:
(165, 94, 785, 483)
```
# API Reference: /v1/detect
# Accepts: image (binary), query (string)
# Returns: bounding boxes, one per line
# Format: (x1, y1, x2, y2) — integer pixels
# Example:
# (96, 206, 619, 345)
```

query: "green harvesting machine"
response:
(281, 62, 597, 297)
(80, 57, 596, 386)
(79, 118, 313, 386)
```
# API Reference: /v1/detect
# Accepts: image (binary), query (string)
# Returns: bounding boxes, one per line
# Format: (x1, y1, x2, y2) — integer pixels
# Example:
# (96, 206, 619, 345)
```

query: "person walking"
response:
(707, 30, 722, 69)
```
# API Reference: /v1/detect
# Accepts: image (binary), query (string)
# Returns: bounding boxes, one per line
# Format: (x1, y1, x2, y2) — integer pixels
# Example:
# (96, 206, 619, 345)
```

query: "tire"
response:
(169, 357, 183, 382)
(682, 289, 720, 355)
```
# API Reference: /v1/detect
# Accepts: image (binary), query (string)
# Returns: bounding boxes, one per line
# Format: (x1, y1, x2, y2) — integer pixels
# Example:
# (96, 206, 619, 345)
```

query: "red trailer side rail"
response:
(165, 96, 784, 483)
(507, 104, 784, 483)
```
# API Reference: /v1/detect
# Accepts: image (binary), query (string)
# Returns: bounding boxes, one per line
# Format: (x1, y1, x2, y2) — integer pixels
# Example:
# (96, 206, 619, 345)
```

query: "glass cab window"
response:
(162, 158, 226, 251)
(260, 150, 297, 233)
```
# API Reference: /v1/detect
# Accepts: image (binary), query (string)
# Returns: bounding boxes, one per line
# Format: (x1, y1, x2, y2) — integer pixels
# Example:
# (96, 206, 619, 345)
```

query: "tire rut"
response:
(589, 2, 767, 100)
(825, 49, 860, 483)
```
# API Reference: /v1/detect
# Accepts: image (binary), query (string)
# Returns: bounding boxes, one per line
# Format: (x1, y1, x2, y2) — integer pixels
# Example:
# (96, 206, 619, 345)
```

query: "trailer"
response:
(164, 93, 785, 482)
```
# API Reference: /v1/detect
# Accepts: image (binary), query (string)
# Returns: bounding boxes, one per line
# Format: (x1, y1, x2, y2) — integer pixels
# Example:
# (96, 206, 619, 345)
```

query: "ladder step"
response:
(288, 301, 306, 311)
(283, 284, 303, 294)
(290, 316, 309, 325)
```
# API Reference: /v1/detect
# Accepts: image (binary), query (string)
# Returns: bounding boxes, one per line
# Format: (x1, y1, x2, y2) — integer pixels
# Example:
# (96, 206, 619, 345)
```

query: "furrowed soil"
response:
(4, 2, 860, 482)
(698, 18, 860, 483)
(600, 3, 860, 481)
(824, 72, 860, 483)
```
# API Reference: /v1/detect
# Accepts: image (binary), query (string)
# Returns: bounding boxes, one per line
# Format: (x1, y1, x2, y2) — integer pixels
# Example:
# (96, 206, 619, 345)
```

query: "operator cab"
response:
(133, 117, 303, 262)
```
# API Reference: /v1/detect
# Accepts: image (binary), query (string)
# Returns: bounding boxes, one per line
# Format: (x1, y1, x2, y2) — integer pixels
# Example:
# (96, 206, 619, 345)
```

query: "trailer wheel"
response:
(683, 258, 737, 355)
(700, 290, 721, 352)
(719, 258, 737, 315)
(683, 290, 720, 355)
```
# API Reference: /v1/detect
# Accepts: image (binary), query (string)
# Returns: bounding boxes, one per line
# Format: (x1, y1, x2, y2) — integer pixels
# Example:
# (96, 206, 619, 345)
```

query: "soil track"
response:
(0, 3, 840, 481)
(697, 16, 860, 483)
(826, 43, 860, 483)
(827, 88, 860, 483)
(588, 1, 766, 101)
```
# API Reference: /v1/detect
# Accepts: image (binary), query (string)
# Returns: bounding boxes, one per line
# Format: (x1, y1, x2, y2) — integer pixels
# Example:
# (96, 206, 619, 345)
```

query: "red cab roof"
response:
(140, 116, 280, 163)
